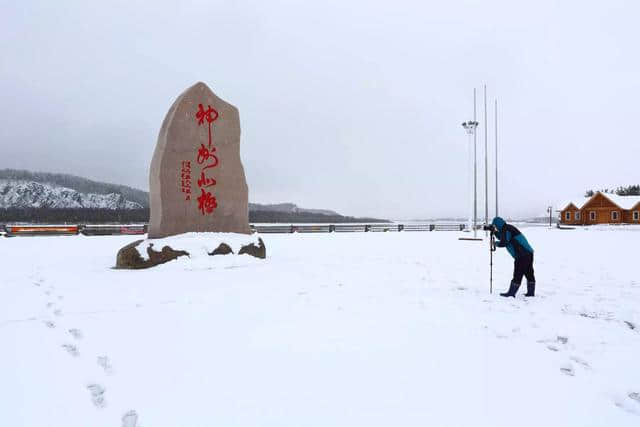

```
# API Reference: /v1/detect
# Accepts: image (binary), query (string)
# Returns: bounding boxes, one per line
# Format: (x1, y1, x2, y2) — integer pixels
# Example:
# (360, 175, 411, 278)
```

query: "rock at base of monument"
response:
(116, 240, 190, 269)
(115, 232, 265, 269)
(238, 238, 266, 259)
(209, 243, 234, 256)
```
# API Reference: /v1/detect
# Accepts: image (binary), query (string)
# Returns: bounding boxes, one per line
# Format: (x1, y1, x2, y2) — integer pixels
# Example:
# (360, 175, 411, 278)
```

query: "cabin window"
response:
(565, 212, 571, 221)
(589, 211, 596, 221)
(634, 211, 639, 221)
(611, 211, 619, 221)
(575, 212, 580, 220)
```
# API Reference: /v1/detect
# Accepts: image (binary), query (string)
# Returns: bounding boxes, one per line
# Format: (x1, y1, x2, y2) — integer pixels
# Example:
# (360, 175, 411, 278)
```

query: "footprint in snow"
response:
(68, 329, 83, 340)
(86, 383, 106, 408)
(43, 320, 56, 329)
(53, 309, 62, 317)
(538, 336, 568, 348)
(560, 364, 575, 376)
(570, 356, 590, 369)
(46, 302, 54, 308)
(62, 343, 79, 357)
(97, 356, 114, 375)
(122, 410, 139, 427)
(630, 392, 640, 403)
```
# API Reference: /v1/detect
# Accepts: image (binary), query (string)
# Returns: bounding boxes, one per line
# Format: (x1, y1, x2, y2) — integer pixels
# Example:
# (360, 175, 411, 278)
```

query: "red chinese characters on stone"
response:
(180, 160, 192, 201)
(190, 104, 221, 215)
(195, 104, 218, 147)
(196, 144, 219, 168)
(197, 171, 216, 188)
(197, 188, 217, 215)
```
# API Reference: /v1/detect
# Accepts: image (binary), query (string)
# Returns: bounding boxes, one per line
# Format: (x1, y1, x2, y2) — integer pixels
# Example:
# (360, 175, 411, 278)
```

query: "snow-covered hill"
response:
(0, 180, 143, 209)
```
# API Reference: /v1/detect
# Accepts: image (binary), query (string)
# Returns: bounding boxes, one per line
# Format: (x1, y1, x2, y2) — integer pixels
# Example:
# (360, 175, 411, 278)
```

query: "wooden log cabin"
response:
(559, 192, 640, 225)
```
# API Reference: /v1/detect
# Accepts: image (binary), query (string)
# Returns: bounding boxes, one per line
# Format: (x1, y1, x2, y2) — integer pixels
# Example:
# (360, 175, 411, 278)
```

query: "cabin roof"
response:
(598, 193, 640, 210)
(558, 192, 640, 211)
(557, 200, 584, 210)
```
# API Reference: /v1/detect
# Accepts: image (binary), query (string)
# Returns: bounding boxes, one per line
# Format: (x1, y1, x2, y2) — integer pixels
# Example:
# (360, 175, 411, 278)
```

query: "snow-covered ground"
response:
(1, 227, 639, 426)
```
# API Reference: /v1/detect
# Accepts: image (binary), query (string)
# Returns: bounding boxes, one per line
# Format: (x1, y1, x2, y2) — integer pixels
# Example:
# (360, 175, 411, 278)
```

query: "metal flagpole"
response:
(473, 89, 478, 238)
(489, 230, 496, 293)
(484, 84, 488, 226)
(461, 120, 479, 238)
(495, 99, 499, 217)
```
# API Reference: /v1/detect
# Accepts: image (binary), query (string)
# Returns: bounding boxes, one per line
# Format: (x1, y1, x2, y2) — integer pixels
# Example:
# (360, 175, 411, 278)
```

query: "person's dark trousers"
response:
(513, 253, 536, 296)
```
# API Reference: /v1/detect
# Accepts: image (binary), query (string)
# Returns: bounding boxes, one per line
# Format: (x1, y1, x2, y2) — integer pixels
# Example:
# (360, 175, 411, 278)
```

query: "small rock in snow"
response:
(629, 392, 640, 403)
(557, 336, 569, 344)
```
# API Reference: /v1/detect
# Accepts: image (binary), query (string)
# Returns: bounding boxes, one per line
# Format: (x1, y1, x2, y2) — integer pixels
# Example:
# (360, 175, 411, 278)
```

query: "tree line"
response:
(584, 185, 640, 197)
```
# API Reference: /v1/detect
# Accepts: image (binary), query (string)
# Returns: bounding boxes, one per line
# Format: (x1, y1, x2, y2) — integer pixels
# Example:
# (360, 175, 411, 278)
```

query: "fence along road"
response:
(1, 223, 466, 237)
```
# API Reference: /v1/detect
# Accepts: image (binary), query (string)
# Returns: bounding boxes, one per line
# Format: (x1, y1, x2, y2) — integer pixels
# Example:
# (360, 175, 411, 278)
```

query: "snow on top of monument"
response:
(136, 232, 261, 261)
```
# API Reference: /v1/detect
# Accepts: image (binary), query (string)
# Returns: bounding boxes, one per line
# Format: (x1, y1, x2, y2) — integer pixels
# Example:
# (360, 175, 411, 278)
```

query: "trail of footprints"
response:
(35, 279, 139, 426)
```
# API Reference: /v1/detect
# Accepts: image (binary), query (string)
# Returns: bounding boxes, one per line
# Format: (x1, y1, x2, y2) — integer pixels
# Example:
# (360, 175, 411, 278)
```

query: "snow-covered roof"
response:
(599, 193, 640, 210)
(557, 200, 583, 210)
(558, 193, 640, 211)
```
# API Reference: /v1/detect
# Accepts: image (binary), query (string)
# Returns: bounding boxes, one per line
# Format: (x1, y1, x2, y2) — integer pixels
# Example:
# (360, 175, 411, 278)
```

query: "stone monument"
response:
(116, 82, 264, 269)
(149, 81, 252, 238)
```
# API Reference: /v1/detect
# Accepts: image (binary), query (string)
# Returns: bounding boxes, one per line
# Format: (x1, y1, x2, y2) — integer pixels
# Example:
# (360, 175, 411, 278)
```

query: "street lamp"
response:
(462, 120, 479, 238)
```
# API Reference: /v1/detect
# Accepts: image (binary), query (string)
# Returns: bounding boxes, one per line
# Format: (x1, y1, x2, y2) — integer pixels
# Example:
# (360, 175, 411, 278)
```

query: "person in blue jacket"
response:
(491, 217, 536, 297)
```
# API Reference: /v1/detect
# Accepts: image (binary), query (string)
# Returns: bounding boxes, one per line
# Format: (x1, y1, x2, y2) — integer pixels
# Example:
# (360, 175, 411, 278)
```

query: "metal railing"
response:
(1, 222, 466, 237)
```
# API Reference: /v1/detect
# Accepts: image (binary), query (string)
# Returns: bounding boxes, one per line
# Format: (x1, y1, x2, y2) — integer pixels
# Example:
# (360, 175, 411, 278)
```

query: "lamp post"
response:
(547, 206, 553, 228)
(462, 120, 479, 238)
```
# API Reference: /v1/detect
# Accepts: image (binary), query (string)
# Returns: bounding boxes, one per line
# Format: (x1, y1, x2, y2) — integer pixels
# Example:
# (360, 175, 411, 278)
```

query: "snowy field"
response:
(1, 227, 639, 426)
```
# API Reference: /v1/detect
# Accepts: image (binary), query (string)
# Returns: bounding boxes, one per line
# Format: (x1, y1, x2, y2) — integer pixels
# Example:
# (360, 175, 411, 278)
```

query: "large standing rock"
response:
(149, 82, 252, 238)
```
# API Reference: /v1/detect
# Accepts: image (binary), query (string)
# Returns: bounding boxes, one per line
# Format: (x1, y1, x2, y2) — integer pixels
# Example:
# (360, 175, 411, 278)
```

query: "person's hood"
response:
(492, 216, 506, 231)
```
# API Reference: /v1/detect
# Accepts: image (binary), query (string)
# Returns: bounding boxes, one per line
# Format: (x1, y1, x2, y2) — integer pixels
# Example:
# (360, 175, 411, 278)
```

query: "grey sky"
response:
(1, 0, 639, 219)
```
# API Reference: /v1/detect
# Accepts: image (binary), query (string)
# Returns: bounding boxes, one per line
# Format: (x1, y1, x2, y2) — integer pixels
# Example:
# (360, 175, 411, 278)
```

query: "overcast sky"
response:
(1, 0, 639, 219)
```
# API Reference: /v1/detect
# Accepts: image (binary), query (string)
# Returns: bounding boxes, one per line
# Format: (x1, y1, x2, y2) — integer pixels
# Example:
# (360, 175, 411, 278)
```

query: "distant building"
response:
(559, 192, 640, 225)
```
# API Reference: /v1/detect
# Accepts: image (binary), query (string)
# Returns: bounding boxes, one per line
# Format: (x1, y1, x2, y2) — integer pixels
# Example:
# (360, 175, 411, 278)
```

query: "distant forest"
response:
(0, 208, 390, 224)
(585, 185, 640, 197)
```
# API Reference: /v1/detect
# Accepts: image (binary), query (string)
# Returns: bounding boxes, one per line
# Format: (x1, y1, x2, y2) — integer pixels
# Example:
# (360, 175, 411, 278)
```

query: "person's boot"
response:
(500, 281, 521, 298)
(525, 281, 535, 297)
